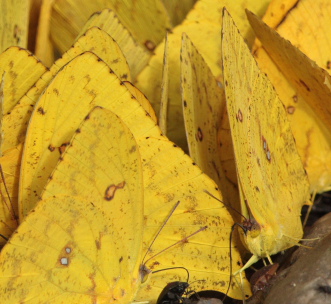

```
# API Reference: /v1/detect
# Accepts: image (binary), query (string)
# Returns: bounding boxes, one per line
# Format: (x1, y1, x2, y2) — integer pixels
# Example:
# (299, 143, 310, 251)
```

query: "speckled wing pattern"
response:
(0, 108, 144, 303)
(0, 47, 47, 153)
(19, 52, 155, 220)
(2, 27, 130, 153)
(248, 6, 331, 193)
(222, 9, 310, 261)
(17, 51, 249, 301)
(180, 33, 241, 217)
(0, 144, 22, 246)
(50, 0, 171, 55)
(135, 134, 251, 301)
(0, 0, 29, 53)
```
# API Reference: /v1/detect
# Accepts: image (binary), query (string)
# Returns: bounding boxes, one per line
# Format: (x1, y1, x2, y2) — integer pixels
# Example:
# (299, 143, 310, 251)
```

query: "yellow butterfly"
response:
(0, 47, 47, 244)
(248, 3, 331, 193)
(0, 47, 47, 153)
(136, 0, 272, 150)
(77, 9, 151, 80)
(15, 51, 249, 300)
(0, 108, 144, 303)
(180, 32, 241, 220)
(42, 0, 171, 62)
(221, 8, 310, 270)
(3, 26, 129, 154)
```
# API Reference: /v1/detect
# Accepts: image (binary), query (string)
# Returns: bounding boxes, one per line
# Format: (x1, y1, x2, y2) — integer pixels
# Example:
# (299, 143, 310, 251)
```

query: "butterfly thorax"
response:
(243, 219, 278, 258)
(243, 218, 303, 258)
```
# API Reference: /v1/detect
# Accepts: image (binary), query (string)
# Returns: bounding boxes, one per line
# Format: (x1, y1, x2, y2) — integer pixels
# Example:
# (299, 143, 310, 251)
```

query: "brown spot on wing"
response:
(59, 142, 70, 155)
(129, 145, 136, 153)
(104, 181, 126, 201)
(37, 107, 45, 115)
(57, 243, 74, 267)
(196, 127, 203, 142)
(48, 145, 55, 152)
(287, 106, 295, 114)
(298, 79, 310, 91)
(13, 25, 22, 44)
(236, 109, 243, 122)
(262, 135, 271, 162)
(145, 40, 156, 51)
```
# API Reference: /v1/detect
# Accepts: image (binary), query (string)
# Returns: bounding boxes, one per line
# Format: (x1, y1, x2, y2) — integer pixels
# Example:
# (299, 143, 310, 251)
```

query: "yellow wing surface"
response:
(18, 51, 159, 219)
(18, 51, 249, 299)
(77, 9, 151, 80)
(135, 0, 271, 150)
(0, 47, 47, 153)
(0, 108, 144, 303)
(0, 47, 46, 244)
(180, 33, 241, 217)
(2, 27, 129, 153)
(0, 144, 22, 246)
(222, 9, 310, 267)
(50, 0, 171, 55)
(0, 0, 29, 52)
(248, 4, 331, 193)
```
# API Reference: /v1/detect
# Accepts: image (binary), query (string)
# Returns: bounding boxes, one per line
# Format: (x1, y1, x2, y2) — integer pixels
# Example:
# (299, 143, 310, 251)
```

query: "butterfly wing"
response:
(222, 9, 310, 258)
(0, 107, 143, 303)
(247, 8, 331, 193)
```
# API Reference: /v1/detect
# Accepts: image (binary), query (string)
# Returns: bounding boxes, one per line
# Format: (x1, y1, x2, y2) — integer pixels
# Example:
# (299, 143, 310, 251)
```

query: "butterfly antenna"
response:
(142, 201, 181, 264)
(143, 226, 208, 266)
(0, 234, 8, 241)
(222, 222, 247, 302)
(152, 266, 190, 282)
(203, 189, 248, 221)
(141, 201, 207, 283)
(0, 165, 18, 224)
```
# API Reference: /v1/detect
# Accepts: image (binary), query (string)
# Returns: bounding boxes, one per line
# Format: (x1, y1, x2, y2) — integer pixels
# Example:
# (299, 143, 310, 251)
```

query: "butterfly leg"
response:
(266, 254, 273, 264)
(233, 254, 260, 276)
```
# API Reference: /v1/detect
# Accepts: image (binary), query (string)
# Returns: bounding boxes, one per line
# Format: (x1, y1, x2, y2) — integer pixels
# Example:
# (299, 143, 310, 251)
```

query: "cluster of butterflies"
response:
(1, 0, 330, 303)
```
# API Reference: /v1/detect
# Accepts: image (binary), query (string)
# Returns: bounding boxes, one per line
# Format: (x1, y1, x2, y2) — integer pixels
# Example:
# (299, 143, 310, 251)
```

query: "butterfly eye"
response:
(249, 222, 261, 238)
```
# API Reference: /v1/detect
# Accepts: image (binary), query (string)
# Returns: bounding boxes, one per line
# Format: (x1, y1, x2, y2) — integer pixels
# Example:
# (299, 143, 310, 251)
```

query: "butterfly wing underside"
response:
(0, 107, 144, 303)
(222, 9, 310, 257)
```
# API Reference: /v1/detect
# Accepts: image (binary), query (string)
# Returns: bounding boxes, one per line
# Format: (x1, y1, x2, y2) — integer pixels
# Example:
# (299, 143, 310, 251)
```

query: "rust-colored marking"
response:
(48, 145, 55, 152)
(9, 70, 17, 80)
(299, 79, 310, 91)
(145, 40, 156, 51)
(104, 181, 126, 201)
(59, 142, 70, 155)
(13, 25, 21, 43)
(287, 105, 295, 114)
(262, 136, 271, 162)
(196, 127, 203, 142)
(57, 244, 74, 267)
(129, 145, 136, 154)
(236, 109, 243, 122)
(37, 107, 45, 115)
